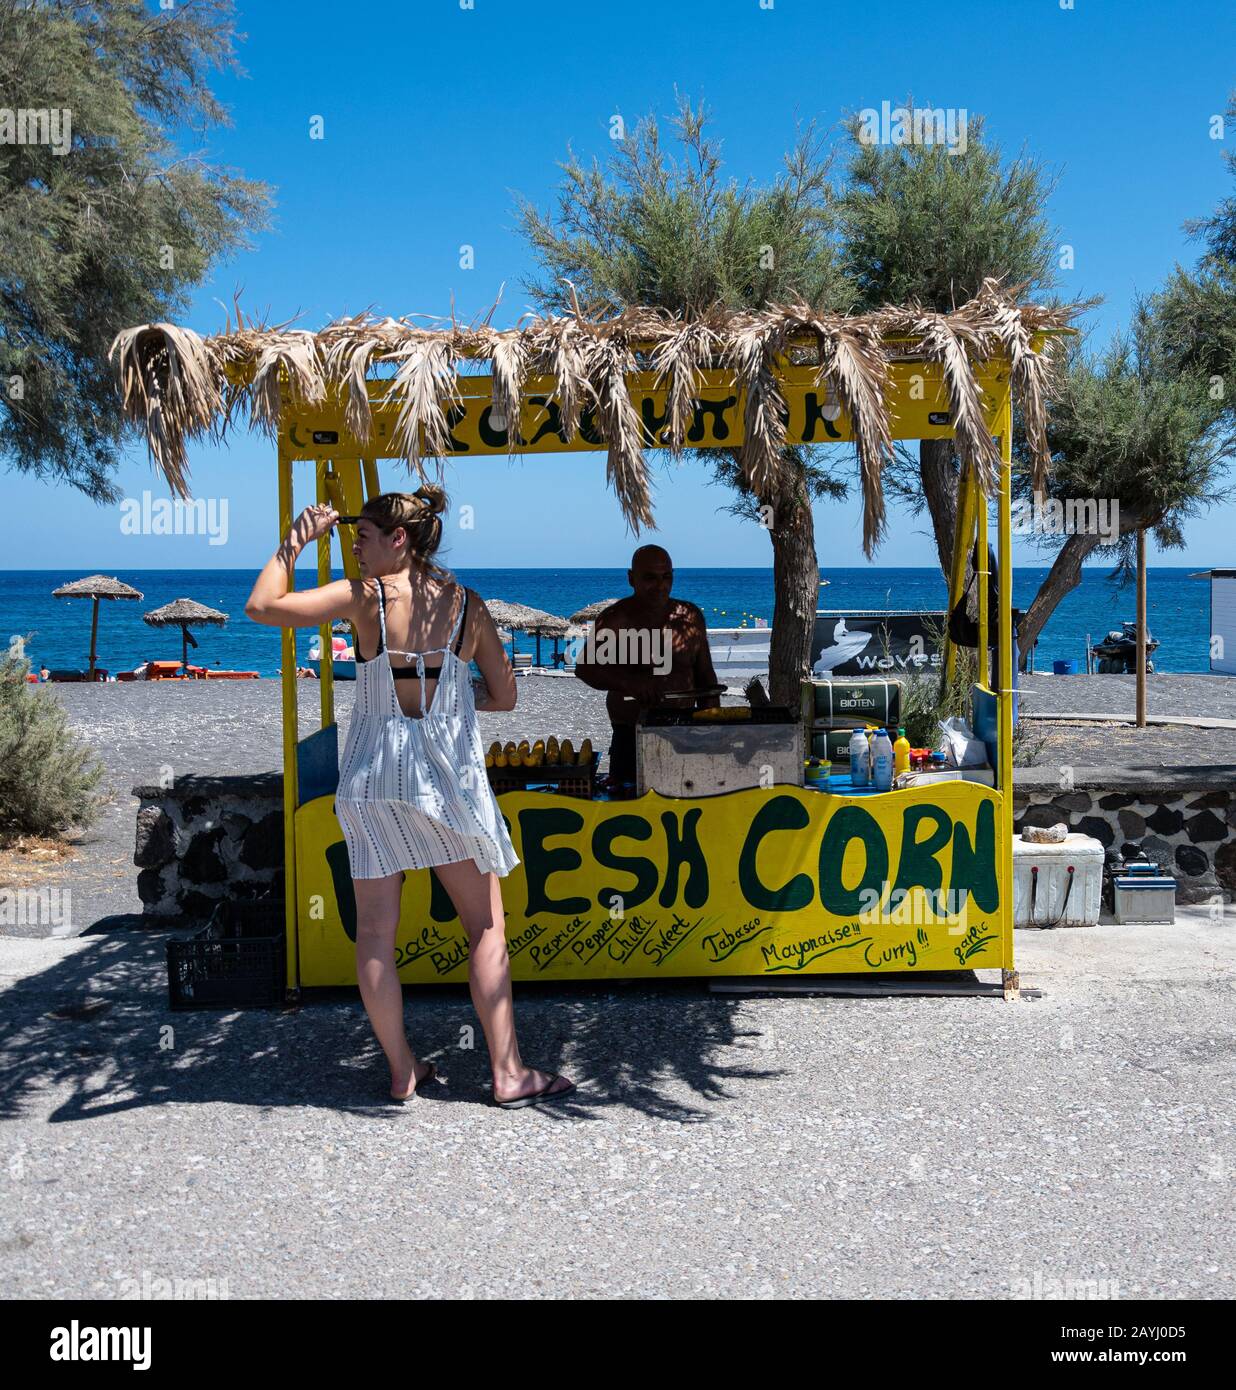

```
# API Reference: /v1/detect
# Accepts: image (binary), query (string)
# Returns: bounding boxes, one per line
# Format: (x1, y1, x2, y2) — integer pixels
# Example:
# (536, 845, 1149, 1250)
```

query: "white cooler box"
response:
(1012, 832, 1104, 927)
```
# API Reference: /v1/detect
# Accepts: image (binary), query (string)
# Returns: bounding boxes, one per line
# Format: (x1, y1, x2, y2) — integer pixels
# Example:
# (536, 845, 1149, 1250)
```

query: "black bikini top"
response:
(355, 578, 468, 678)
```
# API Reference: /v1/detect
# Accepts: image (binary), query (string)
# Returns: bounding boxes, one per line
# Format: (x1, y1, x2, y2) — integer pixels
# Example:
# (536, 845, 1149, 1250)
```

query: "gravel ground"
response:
(1018, 671, 1236, 720)
(0, 911, 1231, 1299)
(1015, 674, 1236, 768)
(1018, 722, 1228, 769)
(2, 676, 1233, 1298)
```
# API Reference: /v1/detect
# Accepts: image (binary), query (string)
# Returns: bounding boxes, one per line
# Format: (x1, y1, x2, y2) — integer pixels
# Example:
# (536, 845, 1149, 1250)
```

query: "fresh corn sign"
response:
(294, 780, 1006, 984)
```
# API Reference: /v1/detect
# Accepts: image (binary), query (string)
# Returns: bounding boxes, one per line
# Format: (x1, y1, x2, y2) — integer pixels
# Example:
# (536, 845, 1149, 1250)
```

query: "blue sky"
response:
(6, 0, 1236, 570)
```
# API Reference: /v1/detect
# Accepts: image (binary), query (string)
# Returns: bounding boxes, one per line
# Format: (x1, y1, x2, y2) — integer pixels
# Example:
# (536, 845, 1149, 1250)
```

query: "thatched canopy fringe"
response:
(390, 338, 462, 479)
(649, 319, 721, 454)
(489, 331, 530, 451)
(584, 331, 656, 531)
(771, 306, 893, 551)
(726, 318, 791, 498)
(109, 323, 221, 498)
(527, 316, 595, 443)
(249, 329, 327, 435)
(914, 310, 1001, 497)
(108, 279, 1079, 549)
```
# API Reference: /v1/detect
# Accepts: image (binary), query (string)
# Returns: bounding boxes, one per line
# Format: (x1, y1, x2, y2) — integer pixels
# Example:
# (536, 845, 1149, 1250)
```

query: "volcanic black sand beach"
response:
(6, 670, 1236, 931)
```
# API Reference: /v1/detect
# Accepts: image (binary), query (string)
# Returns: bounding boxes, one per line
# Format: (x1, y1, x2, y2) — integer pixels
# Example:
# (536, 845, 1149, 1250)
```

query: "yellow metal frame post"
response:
(977, 484, 990, 690)
(943, 464, 978, 686)
(321, 458, 370, 684)
(361, 457, 380, 500)
(315, 461, 335, 729)
(278, 445, 301, 995)
(997, 403, 1018, 999)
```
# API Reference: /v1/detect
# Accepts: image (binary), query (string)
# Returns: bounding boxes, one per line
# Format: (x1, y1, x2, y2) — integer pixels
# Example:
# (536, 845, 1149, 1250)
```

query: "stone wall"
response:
(132, 774, 284, 918)
(1013, 767, 1236, 904)
(132, 766, 1236, 916)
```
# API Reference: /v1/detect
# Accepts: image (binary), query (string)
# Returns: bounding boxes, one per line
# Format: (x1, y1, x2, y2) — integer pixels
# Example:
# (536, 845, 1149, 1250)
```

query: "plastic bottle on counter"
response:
(848, 728, 870, 787)
(871, 729, 894, 791)
(893, 727, 911, 777)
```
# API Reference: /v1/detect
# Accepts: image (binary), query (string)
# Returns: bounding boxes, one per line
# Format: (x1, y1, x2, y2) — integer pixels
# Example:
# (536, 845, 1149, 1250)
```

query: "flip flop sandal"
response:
(490, 1073, 576, 1110)
(388, 1061, 438, 1104)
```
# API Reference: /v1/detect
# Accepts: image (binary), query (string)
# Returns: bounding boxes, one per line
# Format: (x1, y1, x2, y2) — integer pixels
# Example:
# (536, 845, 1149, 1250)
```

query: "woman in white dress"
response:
(245, 487, 575, 1109)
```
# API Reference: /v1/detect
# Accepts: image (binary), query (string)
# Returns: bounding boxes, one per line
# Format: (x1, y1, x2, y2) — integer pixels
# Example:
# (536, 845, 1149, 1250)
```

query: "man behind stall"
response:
(574, 545, 722, 788)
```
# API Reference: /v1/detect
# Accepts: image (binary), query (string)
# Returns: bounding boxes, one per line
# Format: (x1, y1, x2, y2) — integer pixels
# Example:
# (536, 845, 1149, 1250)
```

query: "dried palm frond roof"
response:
(109, 279, 1080, 555)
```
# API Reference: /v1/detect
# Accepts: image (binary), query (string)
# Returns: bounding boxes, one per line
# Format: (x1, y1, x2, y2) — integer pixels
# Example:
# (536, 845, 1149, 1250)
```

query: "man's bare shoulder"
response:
(673, 599, 708, 628)
(595, 597, 639, 627)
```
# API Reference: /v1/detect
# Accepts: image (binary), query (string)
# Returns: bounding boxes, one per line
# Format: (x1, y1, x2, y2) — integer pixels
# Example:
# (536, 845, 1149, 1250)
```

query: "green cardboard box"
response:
(800, 678, 902, 726)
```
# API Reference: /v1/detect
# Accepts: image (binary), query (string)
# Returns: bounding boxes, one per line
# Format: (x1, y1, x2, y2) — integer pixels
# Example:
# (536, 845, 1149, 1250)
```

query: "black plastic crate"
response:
(167, 898, 287, 1010)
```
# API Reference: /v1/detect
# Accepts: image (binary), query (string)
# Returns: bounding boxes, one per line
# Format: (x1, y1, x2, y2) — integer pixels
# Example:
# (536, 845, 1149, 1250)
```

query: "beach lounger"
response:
(203, 669, 259, 679)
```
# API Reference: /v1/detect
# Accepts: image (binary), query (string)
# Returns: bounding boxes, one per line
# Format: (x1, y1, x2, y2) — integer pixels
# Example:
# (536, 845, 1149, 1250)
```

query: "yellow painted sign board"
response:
(294, 781, 1008, 985)
(279, 361, 1010, 463)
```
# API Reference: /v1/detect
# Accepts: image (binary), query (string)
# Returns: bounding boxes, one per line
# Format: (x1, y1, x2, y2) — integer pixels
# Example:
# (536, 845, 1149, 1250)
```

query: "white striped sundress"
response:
(334, 575, 520, 880)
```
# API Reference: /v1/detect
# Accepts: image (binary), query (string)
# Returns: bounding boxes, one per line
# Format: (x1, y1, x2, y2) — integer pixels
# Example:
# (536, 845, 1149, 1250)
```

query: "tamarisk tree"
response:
(515, 94, 852, 704)
(0, 0, 271, 500)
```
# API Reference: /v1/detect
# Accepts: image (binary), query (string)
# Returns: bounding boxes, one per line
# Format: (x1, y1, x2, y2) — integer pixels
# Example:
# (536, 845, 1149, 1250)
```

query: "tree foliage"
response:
(515, 92, 856, 511)
(1010, 304, 1235, 654)
(516, 90, 848, 319)
(0, 0, 272, 501)
(835, 106, 1060, 313)
(1019, 312, 1233, 564)
(0, 637, 106, 841)
(1151, 89, 1236, 404)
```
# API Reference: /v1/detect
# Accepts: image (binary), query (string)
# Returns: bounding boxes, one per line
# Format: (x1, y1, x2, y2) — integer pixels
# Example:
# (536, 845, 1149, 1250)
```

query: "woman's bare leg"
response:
(433, 857, 574, 1102)
(353, 872, 430, 1097)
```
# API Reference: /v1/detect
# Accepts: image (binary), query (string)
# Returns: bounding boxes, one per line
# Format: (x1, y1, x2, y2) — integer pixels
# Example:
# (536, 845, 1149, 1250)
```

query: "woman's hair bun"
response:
(414, 484, 447, 516)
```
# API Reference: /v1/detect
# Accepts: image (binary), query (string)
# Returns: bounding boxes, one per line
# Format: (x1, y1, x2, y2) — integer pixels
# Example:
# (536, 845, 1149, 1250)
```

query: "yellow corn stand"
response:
(269, 347, 1038, 1000)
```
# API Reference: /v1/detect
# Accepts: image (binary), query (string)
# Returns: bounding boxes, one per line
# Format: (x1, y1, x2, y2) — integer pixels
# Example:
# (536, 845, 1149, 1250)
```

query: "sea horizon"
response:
(2, 564, 1213, 677)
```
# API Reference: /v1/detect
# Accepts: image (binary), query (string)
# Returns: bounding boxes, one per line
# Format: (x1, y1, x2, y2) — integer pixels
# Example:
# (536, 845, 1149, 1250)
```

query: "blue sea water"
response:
(0, 567, 1212, 676)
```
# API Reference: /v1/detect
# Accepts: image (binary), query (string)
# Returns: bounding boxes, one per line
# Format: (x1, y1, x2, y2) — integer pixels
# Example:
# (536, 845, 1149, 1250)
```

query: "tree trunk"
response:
(1017, 531, 1102, 661)
(1136, 528, 1147, 726)
(920, 439, 960, 576)
(766, 454, 819, 708)
(1016, 504, 1157, 669)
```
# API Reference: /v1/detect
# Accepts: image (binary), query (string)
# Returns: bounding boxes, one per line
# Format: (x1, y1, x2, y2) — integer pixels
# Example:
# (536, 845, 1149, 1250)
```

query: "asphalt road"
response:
(1, 910, 1231, 1300)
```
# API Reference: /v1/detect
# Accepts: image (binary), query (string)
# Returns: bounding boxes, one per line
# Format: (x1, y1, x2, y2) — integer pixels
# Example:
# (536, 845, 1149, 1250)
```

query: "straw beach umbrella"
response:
(51, 575, 144, 679)
(482, 600, 569, 667)
(523, 613, 574, 667)
(569, 598, 623, 624)
(143, 598, 229, 672)
(481, 599, 549, 630)
(480, 599, 548, 662)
